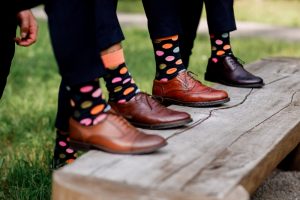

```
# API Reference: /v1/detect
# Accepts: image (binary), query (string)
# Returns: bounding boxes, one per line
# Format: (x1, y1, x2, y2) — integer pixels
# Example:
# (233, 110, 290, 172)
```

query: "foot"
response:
(109, 92, 192, 129)
(52, 130, 78, 170)
(152, 71, 230, 107)
(68, 110, 167, 154)
(205, 55, 264, 88)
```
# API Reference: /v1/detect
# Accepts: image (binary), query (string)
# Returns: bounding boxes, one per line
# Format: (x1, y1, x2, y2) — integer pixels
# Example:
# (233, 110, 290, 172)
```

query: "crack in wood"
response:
(166, 89, 254, 140)
(167, 75, 293, 141)
(265, 75, 290, 86)
(179, 90, 300, 192)
(228, 90, 300, 147)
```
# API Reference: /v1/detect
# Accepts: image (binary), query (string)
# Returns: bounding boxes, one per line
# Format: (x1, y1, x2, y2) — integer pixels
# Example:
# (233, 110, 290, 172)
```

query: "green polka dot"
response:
(222, 33, 229, 38)
(74, 111, 81, 118)
(114, 86, 123, 92)
(81, 101, 93, 109)
(59, 154, 66, 159)
(212, 46, 217, 51)
(159, 64, 167, 70)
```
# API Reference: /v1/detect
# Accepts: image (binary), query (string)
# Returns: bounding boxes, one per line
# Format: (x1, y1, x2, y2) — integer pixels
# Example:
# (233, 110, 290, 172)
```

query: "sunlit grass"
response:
(117, 0, 300, 27)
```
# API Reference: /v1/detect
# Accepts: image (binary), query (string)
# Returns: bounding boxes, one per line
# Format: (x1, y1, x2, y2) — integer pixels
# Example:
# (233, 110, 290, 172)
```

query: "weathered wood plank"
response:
(53, 57, 300, 200)
(52, 171, 218, 200)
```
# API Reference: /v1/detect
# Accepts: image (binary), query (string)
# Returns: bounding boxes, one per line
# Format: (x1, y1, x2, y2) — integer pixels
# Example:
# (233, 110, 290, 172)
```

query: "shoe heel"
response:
(69, 140, 91, 152)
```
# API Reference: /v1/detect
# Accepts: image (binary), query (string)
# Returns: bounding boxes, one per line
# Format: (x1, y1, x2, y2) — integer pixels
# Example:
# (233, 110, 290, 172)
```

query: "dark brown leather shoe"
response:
(152, 71, 230, 107)
(68, 111, 167, 154)
(109, 92, 192, 129)
(205, 55, 264, 88)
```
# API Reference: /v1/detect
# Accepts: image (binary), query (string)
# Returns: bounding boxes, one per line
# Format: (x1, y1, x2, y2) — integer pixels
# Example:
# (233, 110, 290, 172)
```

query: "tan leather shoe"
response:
(109, 92, 192, 129)
(153, 71, 230, 107)
(69, 111, 167, 154)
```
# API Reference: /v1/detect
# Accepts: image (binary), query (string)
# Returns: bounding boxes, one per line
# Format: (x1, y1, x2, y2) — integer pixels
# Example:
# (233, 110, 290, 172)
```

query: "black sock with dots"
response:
(152, 35, 186, 82)
(52, 130, 78, 169)
(210, 32, 233, 63)
(68, 79, 109, 126)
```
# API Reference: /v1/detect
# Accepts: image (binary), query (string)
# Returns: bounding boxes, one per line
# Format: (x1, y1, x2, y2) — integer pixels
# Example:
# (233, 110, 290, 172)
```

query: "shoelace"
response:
(140, 92, 163, 111)
(110, 112, 138, 133)
(227, 56, 245, 68)
(186, 71, 203, 85)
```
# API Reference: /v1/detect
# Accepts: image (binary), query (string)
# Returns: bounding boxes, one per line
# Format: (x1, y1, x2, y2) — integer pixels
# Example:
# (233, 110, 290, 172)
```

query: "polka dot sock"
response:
(52, 130, 78, 169)
(68, 79, 110, 126)
(101, 48, 139, 103)
(210, 32, 233, 63)
(104, 63, 139, 103)
(153, 35, 186, 82)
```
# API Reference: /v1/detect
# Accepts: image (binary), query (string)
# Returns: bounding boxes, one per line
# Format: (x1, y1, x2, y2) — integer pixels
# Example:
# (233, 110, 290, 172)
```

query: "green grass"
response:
(234, 0, 300, 27)
(1, 19, 300, 200)
(117, 0, 300, 27)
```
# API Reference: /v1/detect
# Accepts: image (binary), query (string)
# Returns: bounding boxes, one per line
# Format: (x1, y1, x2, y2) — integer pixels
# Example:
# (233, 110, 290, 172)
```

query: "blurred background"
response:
(0, 0, 299, 199)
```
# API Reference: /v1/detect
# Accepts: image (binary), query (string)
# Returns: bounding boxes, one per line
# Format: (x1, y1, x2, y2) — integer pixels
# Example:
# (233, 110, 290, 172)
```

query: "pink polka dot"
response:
(156, 50, 164, 56)
(92, 88, 102, 98)
(80, 118, 92, 126)
(118, 99, 127, 104)
(131, 79, 135, 84)
(160, 78, 168, 82)
(59, 141, 67, 147)
(123, 78, 131, 84)
(165, 56, 175, 62)
(212, 58, 218, 63)
(80, 85, 93, 93)
(112, 77, 122, 83)
(93, 114, 107, 125)
(66, 148, 74, 154)
(215, 40, 223, 45)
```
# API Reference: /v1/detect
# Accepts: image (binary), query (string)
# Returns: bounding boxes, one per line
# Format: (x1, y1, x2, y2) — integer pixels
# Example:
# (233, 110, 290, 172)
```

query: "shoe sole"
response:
(205, 74, 265, 88)
(153, 96, 230, 108)
(128, 118, 193, 130)
(69, 139, 167, 155)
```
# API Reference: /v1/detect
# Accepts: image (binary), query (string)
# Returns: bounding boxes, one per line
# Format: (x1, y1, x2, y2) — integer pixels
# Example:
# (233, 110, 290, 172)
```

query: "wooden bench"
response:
(52, 57, 300, 200)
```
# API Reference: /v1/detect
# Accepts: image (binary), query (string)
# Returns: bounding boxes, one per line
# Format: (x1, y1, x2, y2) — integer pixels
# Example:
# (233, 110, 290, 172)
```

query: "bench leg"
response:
(278, 144, 300, 171)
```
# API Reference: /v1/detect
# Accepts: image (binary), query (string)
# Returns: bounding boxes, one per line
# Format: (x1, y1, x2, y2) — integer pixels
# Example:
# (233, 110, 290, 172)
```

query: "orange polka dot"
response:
(167, 68, 177, 75)
(91, 104, 105, 115)
(123, 87, 135, 95)
(176, 59, 183, 65)
(119, 67, 128, 74)
(66, 159, 75, 164)
(171, 35, 179, 41)
(223, 45, 231, 50)
(217, 50, 225, 56)
(162, 43, 173, 49)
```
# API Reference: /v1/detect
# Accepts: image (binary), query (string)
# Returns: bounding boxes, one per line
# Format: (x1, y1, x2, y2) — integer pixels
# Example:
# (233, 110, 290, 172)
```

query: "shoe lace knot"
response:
(227, 55, 245, 68)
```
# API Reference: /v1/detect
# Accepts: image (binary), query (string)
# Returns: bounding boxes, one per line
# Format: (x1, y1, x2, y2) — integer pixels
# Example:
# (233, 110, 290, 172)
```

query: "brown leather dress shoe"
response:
(205, 55, 264, 88)
(109, 92, 192, 129)
(152, 71, 230, 107)
(68, 111, 167, 154)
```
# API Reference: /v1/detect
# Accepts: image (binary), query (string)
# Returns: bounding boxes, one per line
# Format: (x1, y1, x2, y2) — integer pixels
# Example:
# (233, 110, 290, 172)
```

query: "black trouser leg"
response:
(178, 0, 237, 67)
(0, 15, 16, 99)
(45, 0, 125, 131)
(142, 0, 181, 39)
(178, 0, 204, 67)
(204, 0, 236, 33)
